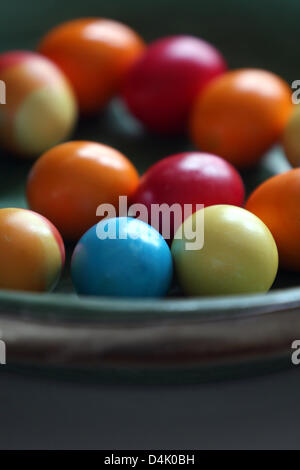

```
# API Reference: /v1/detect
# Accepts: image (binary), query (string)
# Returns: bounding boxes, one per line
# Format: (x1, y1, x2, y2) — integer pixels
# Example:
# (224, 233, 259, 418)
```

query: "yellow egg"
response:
(171, 205, 278, 296)
(283, 105, 300, 167)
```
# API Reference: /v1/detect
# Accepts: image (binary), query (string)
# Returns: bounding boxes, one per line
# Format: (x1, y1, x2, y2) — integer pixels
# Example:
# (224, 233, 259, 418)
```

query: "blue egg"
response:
(71, 217, 173, 298)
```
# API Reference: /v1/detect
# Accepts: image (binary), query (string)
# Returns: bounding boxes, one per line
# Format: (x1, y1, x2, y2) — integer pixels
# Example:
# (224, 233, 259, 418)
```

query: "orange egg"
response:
(26, 141, 139, 240)
(245, 169, 300, 270)
(190, 69, 293, 167)
(38, 18, 145, 114)
(0, 208, 65, 292)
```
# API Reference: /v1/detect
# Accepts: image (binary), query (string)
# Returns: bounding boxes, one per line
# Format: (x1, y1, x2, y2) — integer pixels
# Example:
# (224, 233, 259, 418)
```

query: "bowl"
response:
(0, 0, 299, 383)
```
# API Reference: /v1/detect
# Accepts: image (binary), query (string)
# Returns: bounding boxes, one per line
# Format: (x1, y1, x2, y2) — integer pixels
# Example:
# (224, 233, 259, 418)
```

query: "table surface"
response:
(0, 368, 299, 449)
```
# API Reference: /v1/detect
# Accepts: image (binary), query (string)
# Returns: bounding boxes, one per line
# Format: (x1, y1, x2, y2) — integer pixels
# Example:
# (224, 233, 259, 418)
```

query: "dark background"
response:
(1, 368, 300, 449)
(1, 0, 299, 83)
(1, 0, 300, 450)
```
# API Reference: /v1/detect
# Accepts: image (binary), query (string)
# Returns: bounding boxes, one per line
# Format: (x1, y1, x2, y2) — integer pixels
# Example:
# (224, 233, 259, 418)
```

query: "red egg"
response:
(122, 35, 227, 134)
(132, 152, 245, 240)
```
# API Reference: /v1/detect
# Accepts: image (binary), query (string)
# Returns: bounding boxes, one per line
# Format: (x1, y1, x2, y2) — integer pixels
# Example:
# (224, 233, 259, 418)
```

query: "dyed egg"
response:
(171, 205, 278, 296)
(27, 141, 139, 241)
(0, 208, 65, 292)
(71, 217, 173, 297)
(283, 105, 300, 167)
(0, 51, 77, 157)
(122, 35, 226, 134)
(132, 152, 245, 241)
(38, 18, 145, 114)
(246, 169, 300, 270)
(190, 69, 293, 167)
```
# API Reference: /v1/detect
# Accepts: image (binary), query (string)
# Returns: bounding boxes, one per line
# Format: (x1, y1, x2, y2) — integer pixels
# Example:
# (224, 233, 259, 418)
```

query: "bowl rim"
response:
(1, 284, 300, 321)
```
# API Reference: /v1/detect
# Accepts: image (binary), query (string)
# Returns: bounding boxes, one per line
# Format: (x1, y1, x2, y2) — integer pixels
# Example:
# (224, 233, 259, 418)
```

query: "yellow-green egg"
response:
(283, 105, 300, 167)
(171, 205, 278, 296)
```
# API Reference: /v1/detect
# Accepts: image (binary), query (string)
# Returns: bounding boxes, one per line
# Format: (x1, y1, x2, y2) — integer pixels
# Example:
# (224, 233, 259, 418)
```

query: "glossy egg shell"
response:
(246, 168, 300, 270)
(190, 68, 293, 167)
(132, 152, 245, 240)
(26, 141, 140, 241)
(38, 18, 145, 114)
(0, 50, 77, 157)
(283, 105, 300, 167)
(0, 208, 65, 292)
(122, 35, 227, 134)
(171, 205, 278, 296)
(71, 217, 173, 297)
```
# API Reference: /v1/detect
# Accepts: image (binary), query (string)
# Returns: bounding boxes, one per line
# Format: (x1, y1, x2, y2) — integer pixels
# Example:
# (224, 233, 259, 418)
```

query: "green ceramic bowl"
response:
(1, 0, 300, 383)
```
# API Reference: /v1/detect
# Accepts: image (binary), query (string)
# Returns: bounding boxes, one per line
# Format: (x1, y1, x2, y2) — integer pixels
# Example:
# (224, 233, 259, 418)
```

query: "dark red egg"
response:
(122, 35, 227, 134)
(132, 152, 245, 240)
